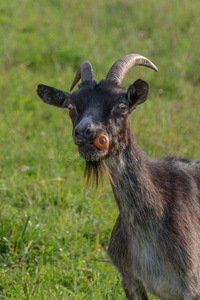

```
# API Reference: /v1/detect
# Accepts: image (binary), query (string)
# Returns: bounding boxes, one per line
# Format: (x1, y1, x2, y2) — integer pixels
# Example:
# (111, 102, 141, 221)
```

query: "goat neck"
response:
(106, 132, 163, 225)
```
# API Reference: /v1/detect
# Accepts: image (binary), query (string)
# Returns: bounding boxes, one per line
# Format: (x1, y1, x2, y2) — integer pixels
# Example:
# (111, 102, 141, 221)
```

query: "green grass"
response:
(0, 0, 200, 299)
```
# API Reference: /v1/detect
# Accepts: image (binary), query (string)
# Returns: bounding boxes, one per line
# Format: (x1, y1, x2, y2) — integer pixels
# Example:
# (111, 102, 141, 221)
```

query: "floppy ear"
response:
(127, 79, 149, 112)
(37, 84, 71, 108)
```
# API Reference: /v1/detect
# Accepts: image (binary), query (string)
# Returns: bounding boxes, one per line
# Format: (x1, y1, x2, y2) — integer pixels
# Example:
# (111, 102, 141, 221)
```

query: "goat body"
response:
(107, 135, 200, 299)
(37, 54, 200, 300)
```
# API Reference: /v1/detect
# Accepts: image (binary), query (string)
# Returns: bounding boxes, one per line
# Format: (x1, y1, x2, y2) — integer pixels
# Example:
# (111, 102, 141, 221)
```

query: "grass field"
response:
(0, 0, 200, 299)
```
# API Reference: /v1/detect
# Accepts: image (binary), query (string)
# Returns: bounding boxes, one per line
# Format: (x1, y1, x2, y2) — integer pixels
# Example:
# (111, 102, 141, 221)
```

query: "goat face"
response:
(37, 79, 149, 162)
(37, 54, 157, 162)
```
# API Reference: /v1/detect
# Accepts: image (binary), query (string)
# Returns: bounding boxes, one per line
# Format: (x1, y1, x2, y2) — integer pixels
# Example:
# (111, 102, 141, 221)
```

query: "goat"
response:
(37, 54, 200, 300)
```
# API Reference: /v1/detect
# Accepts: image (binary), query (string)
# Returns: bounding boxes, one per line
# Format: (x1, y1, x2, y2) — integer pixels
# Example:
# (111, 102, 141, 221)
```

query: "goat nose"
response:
(75, 126, 93, 138)
(74, 125, 95, 144)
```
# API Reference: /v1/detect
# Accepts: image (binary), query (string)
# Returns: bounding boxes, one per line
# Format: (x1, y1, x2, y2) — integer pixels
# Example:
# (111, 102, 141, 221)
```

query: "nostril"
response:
(74, 127, 84, 143)
(75, 128, 81, 136)
(85, 128, 91, 136)
(85, 127, 96, 140)
(74, 129, 80, 139)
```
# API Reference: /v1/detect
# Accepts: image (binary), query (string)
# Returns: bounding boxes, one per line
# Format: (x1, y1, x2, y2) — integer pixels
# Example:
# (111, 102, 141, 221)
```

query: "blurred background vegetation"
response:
(0, 0, 200, 299)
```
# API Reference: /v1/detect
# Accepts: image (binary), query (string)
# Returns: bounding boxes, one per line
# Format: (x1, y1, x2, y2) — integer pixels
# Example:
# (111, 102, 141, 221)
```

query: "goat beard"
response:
(84, 160, 113, 188)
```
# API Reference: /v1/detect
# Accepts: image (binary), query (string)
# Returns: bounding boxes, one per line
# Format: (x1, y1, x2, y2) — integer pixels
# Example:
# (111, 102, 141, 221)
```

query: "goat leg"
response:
(122, 278, 148, 300)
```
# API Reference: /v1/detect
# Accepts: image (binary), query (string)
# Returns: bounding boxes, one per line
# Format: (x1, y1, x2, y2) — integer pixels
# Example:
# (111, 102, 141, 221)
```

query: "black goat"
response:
(37, 54, 200, 300)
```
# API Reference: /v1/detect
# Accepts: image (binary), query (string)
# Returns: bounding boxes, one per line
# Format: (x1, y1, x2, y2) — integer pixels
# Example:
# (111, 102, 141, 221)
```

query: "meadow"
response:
(0, 0, 200, 299)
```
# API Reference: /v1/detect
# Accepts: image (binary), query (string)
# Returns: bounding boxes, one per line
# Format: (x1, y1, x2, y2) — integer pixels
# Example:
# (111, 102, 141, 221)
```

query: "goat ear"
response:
(127, 79, 149, 111)
(37, 84, 71, 108)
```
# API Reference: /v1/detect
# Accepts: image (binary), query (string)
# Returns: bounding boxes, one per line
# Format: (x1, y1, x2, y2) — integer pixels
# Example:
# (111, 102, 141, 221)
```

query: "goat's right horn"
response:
(70, 61, 93, 91)
(106, 54, 158, 86)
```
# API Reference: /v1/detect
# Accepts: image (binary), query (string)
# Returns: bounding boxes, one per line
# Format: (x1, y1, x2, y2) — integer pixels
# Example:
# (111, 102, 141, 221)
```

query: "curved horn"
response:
(106, 54, 158, 85)
(70, 61, 93, 91)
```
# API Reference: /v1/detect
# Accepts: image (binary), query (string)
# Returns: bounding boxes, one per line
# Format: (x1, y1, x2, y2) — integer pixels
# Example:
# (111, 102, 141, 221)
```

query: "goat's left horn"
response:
(106, 54, 158, 85)
(70, 61, 93, 91)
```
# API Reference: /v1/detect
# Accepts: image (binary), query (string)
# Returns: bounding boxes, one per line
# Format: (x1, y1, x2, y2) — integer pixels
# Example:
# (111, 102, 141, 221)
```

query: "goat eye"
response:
(118, 103, 128, 111)
(68, 104, 74, 110)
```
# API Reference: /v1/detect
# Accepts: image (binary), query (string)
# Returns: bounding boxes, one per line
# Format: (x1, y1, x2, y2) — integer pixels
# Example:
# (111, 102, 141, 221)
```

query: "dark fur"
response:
(37, 70, 200, 300)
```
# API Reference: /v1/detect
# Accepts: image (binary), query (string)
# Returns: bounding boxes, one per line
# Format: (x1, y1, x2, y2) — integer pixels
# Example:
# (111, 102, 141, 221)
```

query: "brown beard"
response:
(84, 160, 113, 188)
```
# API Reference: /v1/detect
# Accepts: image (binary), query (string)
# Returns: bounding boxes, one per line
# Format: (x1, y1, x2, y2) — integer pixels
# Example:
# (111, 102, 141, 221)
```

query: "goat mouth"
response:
(78, 143, 108, 162)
